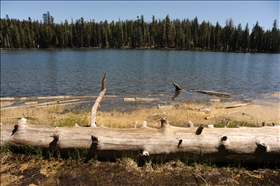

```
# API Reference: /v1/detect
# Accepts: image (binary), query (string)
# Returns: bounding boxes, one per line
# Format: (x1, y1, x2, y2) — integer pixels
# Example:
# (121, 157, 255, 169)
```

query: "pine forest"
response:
(0, 12, 279, 53)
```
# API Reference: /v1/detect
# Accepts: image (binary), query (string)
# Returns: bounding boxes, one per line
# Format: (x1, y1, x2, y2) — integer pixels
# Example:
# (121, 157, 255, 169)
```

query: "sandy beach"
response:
(1, 92, 279, 127)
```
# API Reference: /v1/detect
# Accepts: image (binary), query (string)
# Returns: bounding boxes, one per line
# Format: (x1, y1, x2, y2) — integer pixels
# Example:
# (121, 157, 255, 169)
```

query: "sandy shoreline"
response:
(1, 92, 279, 127)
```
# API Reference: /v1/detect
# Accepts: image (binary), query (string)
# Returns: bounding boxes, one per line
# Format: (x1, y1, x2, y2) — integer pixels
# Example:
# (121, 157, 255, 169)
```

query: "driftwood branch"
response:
(189, 89, 231, 98)
(172, 82, 183, 101)
(90, 73, 107, 127)
(173, 82, 183, 92)
(0, 95, 116, 102)
(123, 97, 158, 102)
(223, 103, 249, 109)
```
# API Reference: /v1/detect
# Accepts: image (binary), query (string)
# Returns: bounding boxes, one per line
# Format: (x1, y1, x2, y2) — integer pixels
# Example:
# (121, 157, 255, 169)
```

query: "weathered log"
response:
(25, 101, 38, 105)
(157, 105, 173, 109)
(0, 95, 116, 102)
(189, 89, 231, 98)
(1, 100, 92, 110)
(210, 99, 221, 102)
(123, 97, 158, 102)
(1, 118, 279, 163)
(223, 103, 249, 109)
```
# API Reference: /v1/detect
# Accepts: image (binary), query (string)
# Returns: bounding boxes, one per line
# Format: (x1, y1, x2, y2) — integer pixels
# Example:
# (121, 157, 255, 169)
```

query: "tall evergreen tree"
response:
(215, 22, 222, 51)
(270, 19, 279, 52)
(191, 17, 199, 48)
(233, 23, 243, 51)
(224, 18, 234, 51)
(242, 23, 250, 52)
(250, 21, 263, 52)
(42, 11, 54, 25)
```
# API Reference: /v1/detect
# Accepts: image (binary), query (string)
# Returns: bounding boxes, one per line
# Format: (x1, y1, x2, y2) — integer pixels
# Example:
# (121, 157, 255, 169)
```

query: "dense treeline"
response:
(0, 12, 279, 53)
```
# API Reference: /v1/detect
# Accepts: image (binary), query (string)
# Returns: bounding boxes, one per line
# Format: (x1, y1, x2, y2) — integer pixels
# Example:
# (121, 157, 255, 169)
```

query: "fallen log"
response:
(24, 101, 38, 105)
(1, 118, 279, 164)
(210, 99, 221, 103)
(189, 89, 231, 98)
(0, 95, 117, 102)
(1, 100, 91, 110)
(223, 103, 249, 109)
(123, 97, 158, 102)
(157, 105, 173, 109)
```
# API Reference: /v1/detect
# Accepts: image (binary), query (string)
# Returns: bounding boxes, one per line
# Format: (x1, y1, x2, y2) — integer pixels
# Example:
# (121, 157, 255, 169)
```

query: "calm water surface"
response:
(1, 49, 279, 100)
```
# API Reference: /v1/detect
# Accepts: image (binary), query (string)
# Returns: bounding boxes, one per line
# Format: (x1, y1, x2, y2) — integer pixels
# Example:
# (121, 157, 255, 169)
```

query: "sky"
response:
(1, 1, 279, 31)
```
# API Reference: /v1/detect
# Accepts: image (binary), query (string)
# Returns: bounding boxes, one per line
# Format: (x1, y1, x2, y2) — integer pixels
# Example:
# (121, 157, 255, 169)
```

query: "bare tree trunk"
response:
(90, 73, 106, 127)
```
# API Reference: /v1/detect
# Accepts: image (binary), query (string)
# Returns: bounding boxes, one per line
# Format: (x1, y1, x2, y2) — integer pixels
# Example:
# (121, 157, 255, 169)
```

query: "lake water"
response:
(1, 49, 279, 102)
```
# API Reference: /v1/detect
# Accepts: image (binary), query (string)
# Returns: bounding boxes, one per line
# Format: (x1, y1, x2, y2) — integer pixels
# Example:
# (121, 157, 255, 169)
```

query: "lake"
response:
(1, 49, 279, 101)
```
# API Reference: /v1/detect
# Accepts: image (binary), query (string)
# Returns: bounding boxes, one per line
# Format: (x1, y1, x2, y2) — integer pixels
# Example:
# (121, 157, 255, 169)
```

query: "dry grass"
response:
(1, 151, 279, 186)
(1, 95, 279, 128)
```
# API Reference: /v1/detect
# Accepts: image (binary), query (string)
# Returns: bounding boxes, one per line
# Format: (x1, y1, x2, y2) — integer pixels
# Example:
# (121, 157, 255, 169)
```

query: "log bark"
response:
(1, 118, 279, 163)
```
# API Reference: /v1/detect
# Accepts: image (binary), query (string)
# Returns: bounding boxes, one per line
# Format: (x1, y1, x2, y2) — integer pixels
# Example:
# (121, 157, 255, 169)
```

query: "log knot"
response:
(160, 118, 169, 128)
(10, 124, 19, 136)
(220, 136, 230, 146)
(19, 118, 27, 124)
(255, 142, 270, 153)
(142, 121, 147, 127)
(187, 120, 194, 128)
(177, 139, 183, 148)
(84, 135, 100, 163)
(142, 150, 149, 156)
(221, 136, 227, 141)
(195, 125, 204, 135)
(49, 134, 60, 148)
(91, 135, 99, 144)
(50, 134, 60, 140)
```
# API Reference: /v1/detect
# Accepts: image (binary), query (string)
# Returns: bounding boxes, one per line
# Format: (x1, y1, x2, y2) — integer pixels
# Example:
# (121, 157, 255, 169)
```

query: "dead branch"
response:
(90, 73, 107, 127)
(173, 82, 183, 92)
